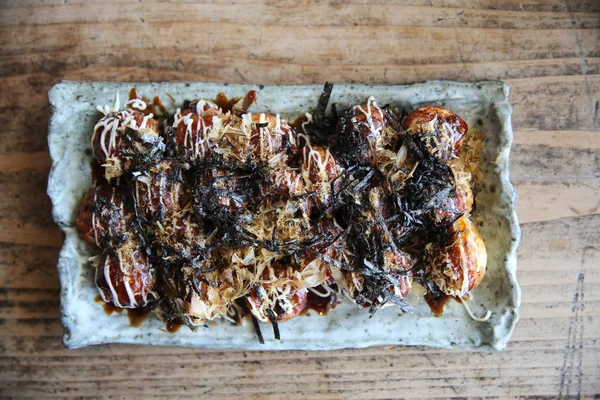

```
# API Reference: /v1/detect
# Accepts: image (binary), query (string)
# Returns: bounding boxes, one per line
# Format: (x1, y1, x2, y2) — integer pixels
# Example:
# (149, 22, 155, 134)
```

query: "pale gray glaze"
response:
(47, 81, 521, 351)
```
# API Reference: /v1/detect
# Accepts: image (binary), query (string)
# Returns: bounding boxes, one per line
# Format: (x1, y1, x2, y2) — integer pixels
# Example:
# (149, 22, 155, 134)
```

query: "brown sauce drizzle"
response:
(424, 291, 452, 317)
(95, 295, 151, 327)
(302, 290, 340, 316)
(128, 306, 152, 327)
(129, 88, 139, 101)
(151, 96, 168, 116)
(166, 318, 183, 333)
(290, 115, 309, 130)
(95, 295, 124, 315)
(128, 88, 167, 116)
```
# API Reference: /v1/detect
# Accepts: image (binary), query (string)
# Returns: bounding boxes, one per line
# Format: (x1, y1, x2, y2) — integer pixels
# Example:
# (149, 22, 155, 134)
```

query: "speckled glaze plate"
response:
(48, 81, 521, 351)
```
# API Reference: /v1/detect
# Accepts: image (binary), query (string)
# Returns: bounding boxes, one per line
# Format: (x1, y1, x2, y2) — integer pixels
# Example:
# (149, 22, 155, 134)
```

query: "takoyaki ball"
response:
(303, 218, 352, 291)
(172, 100, 221, 161)
(402, 158, 467, 228)
(92, 109, 163, 179)
(193, 167, 262, 216)
(426, 216, 487, 298)
(75, 184, 133, 248)
(430, 182, 472, 227)
(366, 186, 395, 220)
(247, 113, 285, 165)
(449, 158, 474, 215)
(162, 248, 254, 325)
(309, 217, 346, 257)
(373, 140, 419, 193)
(246, 263, 308, 323)
(426, 159, 474, 226)
(263, 166, 306, 198)
(300, 145, 342, 209)
(240, 198, 314, 248)
(335, 99, 400, 166)
(95, 239, 156, 308)
(402, 106, 468, 164)
(301, 145, 338, 183)
(340, 250, 414, 309)
(154, 210, 208, 261)
(166, 272, 232, 325)
(134, 160, 189, 221)
(383, 251, 414, 299)
(216, 113, 293, 169)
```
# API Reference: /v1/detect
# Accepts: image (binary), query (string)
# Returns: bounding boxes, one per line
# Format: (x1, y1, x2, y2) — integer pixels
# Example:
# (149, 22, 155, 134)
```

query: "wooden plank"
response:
(0, 168, 61, 247)
(515, 181, 600, 223)
(1, 3, 599, 29)
(510, 130, 600, 223)
(507, 75, 600, 131)
(0, 362, 596, 398)
(1, 0, 599, 13)
(0, 221, 62, 247)
(511, 138, 599, 180)
(0, 151, 51, 173)
(2, 23, 598, 64)
(0, 334, 595, 360)
(513, 130, 600, 150)
(2, 52, 599, 83)
(0, 104, 50, 154)
(0, 244, 60, 289)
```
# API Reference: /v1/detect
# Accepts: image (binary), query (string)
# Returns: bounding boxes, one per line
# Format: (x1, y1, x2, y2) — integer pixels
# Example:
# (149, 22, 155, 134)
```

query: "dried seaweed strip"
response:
(265, 308, 281, 340)
(251, 313, 265, 344)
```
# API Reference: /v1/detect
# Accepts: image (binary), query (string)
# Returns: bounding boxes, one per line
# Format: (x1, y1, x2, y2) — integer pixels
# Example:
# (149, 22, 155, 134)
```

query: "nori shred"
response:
(399, 154, 463, 235)
(313, 82, 334, 126)
(302, 82, 337, 146)
(251, 314, 265, 344)
(265, 308, 281, 340)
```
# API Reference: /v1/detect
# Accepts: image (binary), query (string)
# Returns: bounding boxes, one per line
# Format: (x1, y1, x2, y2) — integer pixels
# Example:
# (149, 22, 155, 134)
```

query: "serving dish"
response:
(48, 80, 520, 350)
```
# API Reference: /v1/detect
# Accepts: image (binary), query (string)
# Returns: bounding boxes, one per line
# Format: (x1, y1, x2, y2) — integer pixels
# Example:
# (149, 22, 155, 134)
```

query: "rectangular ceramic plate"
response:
(48, 81, 521, 351)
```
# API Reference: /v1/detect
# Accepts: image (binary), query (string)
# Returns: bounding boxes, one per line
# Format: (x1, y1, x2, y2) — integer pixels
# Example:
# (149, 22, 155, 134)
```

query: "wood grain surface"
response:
(0, 1, 599, 398)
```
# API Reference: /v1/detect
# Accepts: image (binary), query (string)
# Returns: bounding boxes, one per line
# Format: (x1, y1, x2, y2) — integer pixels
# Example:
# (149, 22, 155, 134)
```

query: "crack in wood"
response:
(557, 271, 585, 400)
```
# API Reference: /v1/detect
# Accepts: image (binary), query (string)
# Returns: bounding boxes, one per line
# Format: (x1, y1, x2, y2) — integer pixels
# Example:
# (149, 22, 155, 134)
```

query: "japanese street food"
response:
(76, 84, 488, 341)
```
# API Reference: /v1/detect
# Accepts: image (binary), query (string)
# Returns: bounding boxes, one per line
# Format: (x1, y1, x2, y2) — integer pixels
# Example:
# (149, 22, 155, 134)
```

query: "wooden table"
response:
(1, 1, 598, 398)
